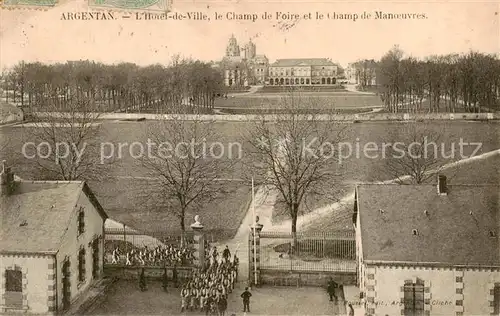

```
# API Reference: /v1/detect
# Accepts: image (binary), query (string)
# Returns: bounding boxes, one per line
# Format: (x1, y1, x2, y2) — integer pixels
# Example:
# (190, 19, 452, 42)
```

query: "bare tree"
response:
(374, 48, 500, 113)
(244, 92, 348, 248)
(22, 95, 111, 181)
(137, 117, 235, 235)
(378, 122, 458, 184)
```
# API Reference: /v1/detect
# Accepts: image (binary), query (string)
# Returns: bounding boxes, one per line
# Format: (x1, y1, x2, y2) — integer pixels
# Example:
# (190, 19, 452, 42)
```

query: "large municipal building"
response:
(214, 35, 341, 87)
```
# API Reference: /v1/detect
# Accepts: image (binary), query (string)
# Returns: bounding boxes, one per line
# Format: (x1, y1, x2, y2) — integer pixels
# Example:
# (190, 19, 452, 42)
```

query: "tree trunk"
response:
(180, 212, 186, 247)
(291, 203, 299, 254)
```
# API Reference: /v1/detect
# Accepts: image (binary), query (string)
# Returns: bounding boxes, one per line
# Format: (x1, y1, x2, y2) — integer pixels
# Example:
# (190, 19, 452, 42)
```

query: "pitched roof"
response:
(270, 58, 336, 67)
(0, 180, 107, 254)
(356, 184, 500, 267)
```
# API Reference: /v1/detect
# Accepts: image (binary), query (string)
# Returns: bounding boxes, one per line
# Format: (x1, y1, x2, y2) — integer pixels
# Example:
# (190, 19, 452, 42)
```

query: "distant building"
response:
(353, 176, 500, 316)
(216, 35, 269, 87)
(0, 163, 108, 314)
(249, 54, 269, 85)
(217, 36, 341, 87)
(268, 58, 338, 86)
(347, 60, 377, 86)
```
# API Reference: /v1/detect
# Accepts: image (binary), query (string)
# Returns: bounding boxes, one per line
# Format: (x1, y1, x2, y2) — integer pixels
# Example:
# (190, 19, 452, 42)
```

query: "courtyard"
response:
(90, 279, 355, 315)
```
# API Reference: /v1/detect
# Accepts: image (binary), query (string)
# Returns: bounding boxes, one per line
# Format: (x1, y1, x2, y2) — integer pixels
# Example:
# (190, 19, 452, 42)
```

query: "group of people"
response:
(107, 244, 195, 267)
(179, 245, 239, 315)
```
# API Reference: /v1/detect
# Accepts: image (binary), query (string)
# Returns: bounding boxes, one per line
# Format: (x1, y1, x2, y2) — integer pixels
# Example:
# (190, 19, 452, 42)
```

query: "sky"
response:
(0, 0, 499, 70)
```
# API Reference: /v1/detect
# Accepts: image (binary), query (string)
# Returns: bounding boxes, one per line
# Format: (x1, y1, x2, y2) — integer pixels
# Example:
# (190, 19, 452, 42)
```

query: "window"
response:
(494, 284, 500, 315)
(5, 268, 22, 307)
(78, 248, 86, 283)
(404, 279, 425, 316)
(77, 207, 85, 236)
(6, 269, 22, 292)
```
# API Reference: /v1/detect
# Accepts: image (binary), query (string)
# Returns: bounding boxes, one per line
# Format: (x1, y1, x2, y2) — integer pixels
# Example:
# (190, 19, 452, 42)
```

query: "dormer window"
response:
(78, 207, 85, 236)
(412, 229, 419, 236)
(490, 231, 497, 238)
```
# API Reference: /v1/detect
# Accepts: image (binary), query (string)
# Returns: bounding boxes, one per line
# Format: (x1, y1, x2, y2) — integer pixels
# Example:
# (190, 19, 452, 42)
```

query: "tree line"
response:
(351, 47, 500, 113)
(0, 56, 224, 114)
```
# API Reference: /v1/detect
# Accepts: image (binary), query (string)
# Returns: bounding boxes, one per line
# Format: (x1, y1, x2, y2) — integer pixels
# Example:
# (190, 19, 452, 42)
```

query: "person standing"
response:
(173, 264, 179, 288)
(218, 295, 228, 316)
(139, 268, 147, 291)
(222, 245, 231, 262)
(162, 268, 168, 292)
(180, 287, 189, 313)
(327, 278, 337, 301)
(240, 287, 252, 312)
(348, 303, 355, 316)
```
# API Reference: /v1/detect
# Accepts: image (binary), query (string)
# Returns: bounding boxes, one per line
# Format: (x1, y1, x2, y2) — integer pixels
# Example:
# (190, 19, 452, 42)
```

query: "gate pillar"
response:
(249, 216, 263, 286)
(190, 215, 206, 269)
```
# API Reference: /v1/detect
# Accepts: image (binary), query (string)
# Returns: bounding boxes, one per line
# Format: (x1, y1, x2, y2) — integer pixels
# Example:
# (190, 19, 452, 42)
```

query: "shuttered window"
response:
(78, 248, 86, 282)
(404, 279, 425, 316)
(494, 284, 500, 315)
(5, 268, 23, 307)
(77, 208, 85, 236)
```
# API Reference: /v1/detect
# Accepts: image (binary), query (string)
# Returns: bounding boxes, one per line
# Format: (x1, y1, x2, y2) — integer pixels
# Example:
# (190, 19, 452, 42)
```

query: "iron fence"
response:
(104, 228, 218, 267)
(259, 230, 357, 272)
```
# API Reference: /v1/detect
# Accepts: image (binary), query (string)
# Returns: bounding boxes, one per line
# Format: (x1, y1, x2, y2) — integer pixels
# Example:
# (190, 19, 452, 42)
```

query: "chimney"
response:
(0, 161, 15, 196)
(437, 174, 447, 195)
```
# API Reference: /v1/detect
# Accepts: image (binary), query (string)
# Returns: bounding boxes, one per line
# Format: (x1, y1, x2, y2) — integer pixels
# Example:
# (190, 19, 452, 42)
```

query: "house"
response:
(353, 176, 500, 316)
(268, 58, 339, 86)
(0, 163, 108, 314)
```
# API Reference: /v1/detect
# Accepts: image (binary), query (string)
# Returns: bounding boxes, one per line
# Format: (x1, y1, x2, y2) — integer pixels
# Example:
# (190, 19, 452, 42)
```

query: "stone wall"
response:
(260, 269, 357, 287)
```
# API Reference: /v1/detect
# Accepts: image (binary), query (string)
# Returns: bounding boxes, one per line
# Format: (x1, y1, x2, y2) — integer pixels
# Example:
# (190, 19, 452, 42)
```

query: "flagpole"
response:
(252, 177, 257, 286)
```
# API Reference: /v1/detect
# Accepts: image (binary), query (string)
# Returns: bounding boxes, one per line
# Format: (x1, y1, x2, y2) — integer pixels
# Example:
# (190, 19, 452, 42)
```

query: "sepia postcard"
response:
(0, 1, 499, 315)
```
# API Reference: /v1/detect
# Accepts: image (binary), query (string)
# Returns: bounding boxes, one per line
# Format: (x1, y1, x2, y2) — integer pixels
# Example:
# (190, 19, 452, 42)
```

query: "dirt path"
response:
(344, 84, 376, 95)
(227, 85, 263, 97)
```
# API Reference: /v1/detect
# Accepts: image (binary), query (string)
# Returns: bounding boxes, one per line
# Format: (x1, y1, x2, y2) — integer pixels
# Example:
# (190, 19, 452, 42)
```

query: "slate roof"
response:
(356, 184, 500, 266)
(0, 180, 107, 254)
(270, 58, 336, 67)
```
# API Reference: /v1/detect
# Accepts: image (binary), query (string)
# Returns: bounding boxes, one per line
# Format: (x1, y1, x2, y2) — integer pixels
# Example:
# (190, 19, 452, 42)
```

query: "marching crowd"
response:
(135, 244, 240, 316)
(179, 245, 238, 315)
(107, 244, 195, 266)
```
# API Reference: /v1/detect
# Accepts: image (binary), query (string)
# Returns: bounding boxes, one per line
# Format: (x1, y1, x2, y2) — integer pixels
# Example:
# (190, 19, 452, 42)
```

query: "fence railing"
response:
(104, 228, 217, 267)
(259, 230, 357, 273)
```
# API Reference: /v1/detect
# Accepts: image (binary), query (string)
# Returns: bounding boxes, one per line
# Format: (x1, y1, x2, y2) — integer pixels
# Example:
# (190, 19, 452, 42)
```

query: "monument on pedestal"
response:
(190, 215, 205, 269)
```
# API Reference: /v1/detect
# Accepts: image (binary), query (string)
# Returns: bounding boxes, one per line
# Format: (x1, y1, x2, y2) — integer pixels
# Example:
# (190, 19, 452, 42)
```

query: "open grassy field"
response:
(1, 120, 499, 240)
(213, 93, 384, 109)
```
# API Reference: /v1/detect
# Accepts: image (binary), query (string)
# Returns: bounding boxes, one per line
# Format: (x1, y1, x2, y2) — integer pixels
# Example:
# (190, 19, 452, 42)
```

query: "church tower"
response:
(226, 34, 240, 57)
(244, 40, 256, 60)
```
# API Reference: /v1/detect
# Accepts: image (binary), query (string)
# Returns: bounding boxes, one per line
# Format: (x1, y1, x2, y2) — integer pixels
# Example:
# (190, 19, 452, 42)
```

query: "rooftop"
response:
(0, 179, 107, 254)
(270, 58, 336, 67)
(356, 184, 500, 267)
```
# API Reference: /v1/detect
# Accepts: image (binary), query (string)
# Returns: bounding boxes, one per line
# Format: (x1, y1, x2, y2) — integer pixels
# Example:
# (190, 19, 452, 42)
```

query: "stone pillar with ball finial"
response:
(190, 215, 206, 269)
(249, 215, 264, 286)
